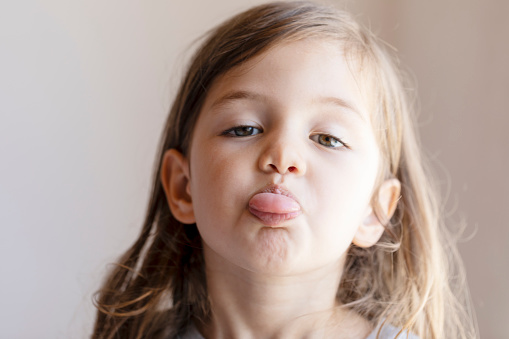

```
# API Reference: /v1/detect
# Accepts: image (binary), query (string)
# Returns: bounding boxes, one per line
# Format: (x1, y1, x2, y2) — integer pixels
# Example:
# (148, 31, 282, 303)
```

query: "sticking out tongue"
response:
(248, 192, 301, 226)
(249, 193, 300, 214)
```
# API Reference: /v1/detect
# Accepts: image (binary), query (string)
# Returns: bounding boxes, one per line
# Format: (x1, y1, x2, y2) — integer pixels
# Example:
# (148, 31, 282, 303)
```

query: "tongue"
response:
(248, 193, 300, 214)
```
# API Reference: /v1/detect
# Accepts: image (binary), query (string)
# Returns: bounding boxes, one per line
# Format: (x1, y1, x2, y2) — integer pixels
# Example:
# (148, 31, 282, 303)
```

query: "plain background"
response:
(1, 0, 507, 338)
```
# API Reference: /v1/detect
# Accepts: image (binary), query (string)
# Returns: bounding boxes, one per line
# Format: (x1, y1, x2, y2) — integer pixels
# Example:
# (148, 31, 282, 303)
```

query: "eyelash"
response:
(220, 125, 348, 149)
(220, 125, 263, 137)
(310, 134, 348, 149)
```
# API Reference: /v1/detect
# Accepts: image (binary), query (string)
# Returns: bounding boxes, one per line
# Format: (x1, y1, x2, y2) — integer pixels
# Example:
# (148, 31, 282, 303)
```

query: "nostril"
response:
(267, 164, 297, 173)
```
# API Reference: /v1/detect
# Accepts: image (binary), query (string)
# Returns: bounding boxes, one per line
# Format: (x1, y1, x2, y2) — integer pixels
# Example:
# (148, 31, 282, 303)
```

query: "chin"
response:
(245, 227, 303, 275)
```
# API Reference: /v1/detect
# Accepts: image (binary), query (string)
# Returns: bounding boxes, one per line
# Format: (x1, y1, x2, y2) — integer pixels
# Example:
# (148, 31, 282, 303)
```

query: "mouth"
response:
(248, 185, 302, 227)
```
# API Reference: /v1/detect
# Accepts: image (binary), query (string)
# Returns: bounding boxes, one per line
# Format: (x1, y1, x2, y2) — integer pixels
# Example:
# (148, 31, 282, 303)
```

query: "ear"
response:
(352, 178, 401, 248)
(160, 149, 195, 224)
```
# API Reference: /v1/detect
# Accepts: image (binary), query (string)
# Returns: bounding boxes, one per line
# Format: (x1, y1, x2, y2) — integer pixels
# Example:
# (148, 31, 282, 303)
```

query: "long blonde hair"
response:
(92, 2, 477, 338)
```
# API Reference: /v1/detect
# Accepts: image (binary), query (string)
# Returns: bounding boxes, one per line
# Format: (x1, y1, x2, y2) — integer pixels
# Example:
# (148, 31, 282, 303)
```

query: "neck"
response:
(197, 246, 371, 339)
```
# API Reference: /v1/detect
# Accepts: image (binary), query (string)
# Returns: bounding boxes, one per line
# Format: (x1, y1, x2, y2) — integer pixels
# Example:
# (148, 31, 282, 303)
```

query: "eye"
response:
(310, 134, 347, 149)
(221, 125, 262, 137)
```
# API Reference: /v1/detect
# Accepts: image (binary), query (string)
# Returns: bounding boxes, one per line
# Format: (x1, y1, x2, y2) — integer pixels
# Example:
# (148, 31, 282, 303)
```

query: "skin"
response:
(161, 39, 401, 339)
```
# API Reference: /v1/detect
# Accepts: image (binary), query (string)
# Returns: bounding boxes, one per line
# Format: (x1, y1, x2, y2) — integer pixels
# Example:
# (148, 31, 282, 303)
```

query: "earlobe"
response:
(353, 178, 401, 248)
(160, 149, 195, 224)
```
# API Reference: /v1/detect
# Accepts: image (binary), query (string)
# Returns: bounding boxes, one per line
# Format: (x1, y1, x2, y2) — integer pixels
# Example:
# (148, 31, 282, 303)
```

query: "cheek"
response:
(311, 152, 377, 209)
(306, 154, 378, 241)
(188, 144, 251, 227)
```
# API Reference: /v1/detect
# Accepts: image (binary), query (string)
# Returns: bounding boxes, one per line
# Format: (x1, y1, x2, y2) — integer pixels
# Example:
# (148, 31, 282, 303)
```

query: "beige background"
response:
(1, 0, 507, 338)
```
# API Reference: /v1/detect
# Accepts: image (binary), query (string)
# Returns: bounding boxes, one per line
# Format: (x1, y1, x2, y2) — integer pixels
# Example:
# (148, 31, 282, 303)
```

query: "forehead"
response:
(201, 38, 371, 121)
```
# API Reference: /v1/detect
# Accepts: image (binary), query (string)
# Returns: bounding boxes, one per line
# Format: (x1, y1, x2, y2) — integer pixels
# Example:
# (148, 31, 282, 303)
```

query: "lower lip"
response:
(249, 208, 301, 227)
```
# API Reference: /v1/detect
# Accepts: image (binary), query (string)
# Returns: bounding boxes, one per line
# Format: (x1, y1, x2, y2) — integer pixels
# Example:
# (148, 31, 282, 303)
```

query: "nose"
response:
(258, 132, 306, 176)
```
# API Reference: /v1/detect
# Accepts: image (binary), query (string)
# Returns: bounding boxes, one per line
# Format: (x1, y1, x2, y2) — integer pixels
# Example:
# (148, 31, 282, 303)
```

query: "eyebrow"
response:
(311, 96, 363, 120)
(210, 90, 363, 120)
(210, 90, 265, 111)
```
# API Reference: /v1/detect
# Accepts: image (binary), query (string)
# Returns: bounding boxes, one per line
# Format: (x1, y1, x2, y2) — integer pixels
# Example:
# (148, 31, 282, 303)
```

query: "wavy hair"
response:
(92, 2, 477, 338)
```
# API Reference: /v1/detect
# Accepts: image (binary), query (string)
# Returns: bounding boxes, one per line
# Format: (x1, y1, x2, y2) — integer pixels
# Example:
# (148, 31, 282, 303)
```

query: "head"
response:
(159, 0, 415, 328)
(94, 2, 475, 338)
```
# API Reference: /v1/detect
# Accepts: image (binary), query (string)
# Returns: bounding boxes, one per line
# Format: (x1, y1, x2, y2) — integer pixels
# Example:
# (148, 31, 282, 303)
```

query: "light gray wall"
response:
(1, 1, 506, 338)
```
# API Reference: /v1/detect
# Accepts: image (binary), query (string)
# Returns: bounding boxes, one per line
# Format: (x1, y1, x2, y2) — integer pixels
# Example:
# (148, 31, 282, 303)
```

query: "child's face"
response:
(187, 39, 382, 275)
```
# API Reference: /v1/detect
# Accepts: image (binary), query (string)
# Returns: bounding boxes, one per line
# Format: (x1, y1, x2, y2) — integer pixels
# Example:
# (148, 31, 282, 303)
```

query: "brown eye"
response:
(221, 125, 262, 137)
(234, 126, 256, 136)
(311, 134, 345, 148)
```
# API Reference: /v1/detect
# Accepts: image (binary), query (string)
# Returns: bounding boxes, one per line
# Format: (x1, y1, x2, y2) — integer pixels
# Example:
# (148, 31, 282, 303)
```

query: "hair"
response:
(92, 1, 477, 338)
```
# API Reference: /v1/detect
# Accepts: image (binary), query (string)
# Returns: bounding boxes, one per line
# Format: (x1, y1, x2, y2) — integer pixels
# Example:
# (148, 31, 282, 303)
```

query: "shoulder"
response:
(366, 322, 420, 339)
(177, 324, 205, 339)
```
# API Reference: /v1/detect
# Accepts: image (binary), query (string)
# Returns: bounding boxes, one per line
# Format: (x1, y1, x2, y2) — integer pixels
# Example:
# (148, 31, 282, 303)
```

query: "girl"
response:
(92, 1, 477, 338)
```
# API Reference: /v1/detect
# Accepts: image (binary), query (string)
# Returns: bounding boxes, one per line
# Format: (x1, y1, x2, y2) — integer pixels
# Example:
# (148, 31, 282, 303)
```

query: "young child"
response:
(92, 2, 477, 338)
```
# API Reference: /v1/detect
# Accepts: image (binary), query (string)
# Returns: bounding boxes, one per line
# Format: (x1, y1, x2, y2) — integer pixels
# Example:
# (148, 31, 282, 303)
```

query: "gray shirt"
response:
(179, 322, 420, 339)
